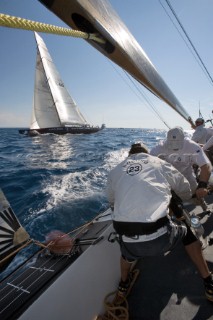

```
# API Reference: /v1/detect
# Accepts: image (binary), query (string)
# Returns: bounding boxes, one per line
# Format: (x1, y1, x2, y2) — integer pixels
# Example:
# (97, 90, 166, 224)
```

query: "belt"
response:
(113, 216, 168, 237)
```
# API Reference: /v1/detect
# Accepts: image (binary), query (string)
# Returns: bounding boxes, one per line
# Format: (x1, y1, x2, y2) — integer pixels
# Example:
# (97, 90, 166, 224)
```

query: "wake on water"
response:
(0, 128, 166, 279)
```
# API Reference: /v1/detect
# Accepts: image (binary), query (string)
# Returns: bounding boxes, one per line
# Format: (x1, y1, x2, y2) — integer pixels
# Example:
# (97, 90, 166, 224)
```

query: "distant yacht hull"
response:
(20, 32, 102, 137)
(19, 126, 102, 136)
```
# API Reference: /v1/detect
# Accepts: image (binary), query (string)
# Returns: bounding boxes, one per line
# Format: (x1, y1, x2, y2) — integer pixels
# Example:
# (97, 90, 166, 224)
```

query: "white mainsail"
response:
(30, 32, 88, 130)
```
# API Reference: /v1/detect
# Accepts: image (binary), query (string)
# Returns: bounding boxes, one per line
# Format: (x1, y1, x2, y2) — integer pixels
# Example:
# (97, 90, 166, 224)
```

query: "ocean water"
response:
(0, 127, 166, 278)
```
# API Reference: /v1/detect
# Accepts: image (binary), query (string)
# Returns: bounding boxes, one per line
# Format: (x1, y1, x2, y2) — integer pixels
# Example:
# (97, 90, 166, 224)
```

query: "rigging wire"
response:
(159, 1, 205, 77)
(125, 72, 170, 129)
(109, 62, 170, 129)
(199, 102, 204, 118)
(159, 0, 213, 87)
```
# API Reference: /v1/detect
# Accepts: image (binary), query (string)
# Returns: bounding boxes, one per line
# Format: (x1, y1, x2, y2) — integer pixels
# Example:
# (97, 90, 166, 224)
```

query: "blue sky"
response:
(0, 0, 213, 129)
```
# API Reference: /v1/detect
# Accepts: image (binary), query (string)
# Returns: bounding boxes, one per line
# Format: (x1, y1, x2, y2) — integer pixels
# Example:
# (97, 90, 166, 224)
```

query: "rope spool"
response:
(0, 13, 105, 44)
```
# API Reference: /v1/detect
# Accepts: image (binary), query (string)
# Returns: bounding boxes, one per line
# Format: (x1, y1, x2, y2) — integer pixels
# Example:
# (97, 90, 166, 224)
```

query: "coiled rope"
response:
(97, 269, 140, 320)
(0, 13, 105, 44)
(97, 291, 129, 320)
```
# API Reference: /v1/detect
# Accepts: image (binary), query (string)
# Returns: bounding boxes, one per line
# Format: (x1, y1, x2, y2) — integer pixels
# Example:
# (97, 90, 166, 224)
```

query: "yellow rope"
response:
(0, 13, 105, 44)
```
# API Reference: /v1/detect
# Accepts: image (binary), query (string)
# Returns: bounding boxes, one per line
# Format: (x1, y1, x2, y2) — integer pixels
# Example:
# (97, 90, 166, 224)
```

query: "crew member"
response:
(107, 142, 213, 301)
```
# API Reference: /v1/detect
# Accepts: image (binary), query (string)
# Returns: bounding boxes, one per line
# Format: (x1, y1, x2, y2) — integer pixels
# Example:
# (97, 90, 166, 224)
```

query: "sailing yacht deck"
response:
(127, 197, 213, 320)
(0, 197, 212, 319)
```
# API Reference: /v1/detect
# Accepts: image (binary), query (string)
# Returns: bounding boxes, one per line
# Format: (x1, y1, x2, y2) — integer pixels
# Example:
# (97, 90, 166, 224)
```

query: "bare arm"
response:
(196, 163, 212, 198)
(199, 163, 212, 182)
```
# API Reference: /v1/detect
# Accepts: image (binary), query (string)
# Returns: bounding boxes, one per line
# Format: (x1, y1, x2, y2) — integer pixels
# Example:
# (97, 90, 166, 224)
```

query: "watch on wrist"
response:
(197, 181, 208, 189)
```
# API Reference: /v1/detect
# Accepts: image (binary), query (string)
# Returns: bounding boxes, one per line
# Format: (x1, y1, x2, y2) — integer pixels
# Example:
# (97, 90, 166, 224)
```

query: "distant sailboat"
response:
(19, 32, 103, 136)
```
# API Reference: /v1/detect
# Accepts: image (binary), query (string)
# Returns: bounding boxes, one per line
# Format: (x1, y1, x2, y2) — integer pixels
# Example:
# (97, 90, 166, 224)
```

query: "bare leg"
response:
(120, 256, 133, 282)
(184, 240, 211, 278)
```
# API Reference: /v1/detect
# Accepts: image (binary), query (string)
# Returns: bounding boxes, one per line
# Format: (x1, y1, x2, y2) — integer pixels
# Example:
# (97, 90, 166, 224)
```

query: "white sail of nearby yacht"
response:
(19, 32, 103, 136)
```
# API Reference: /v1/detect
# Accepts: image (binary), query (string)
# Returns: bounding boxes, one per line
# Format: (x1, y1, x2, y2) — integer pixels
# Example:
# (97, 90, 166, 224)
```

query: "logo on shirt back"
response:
(126, 163, 142, 175)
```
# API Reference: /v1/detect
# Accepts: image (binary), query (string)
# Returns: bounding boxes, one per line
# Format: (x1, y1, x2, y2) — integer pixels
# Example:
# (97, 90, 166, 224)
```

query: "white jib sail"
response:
(30, 32, 88, 130)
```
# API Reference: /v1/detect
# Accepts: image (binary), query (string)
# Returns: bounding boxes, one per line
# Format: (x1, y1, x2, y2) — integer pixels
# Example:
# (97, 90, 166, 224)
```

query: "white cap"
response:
(166, 127, 184, 150)
(195, 118, 204, 126)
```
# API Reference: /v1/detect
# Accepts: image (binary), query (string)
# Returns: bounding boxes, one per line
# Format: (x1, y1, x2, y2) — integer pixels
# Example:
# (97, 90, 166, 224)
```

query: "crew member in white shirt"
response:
(203, 136, 213, 151)
(202, 135, 213, 166)
(107, 142, 213, 302)
(150, 127, 212, 209)
(191, 118, 213, 144)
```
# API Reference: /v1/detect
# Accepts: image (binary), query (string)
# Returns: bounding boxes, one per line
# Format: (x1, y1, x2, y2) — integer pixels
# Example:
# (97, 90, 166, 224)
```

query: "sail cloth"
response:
(0, 189, 30, 271)
(39, 0, 193, 124)
(30, 32, 88, 130)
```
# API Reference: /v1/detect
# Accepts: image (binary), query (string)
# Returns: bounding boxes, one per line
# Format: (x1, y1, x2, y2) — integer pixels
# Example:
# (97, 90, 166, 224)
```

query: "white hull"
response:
(19, 220, 120, 320)
(20, 223, 120, 320)
(0, 207, 121, 320)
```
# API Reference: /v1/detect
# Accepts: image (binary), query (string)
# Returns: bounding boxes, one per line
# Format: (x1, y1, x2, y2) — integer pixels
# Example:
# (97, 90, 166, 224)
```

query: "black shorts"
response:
(120, 220, 188, 261)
